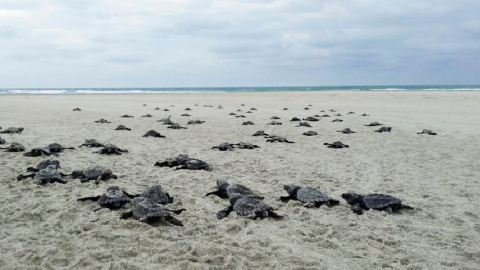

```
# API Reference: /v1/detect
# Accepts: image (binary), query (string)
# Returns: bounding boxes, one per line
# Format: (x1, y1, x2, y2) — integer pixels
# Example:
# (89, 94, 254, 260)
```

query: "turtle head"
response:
(216, 179, 229, 187)
(18, 127, 24, 132)
(341, 193, 362, 205)
(228, 193, 243, 206)
(284, 185, 300, 195)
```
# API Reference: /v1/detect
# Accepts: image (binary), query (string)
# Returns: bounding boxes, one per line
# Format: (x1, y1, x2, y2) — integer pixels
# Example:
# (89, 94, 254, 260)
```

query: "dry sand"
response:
(0, 91, 479, 270)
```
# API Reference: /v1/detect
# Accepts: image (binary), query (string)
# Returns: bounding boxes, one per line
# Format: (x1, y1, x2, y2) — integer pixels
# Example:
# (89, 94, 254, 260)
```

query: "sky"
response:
(0, 0, 479, 87)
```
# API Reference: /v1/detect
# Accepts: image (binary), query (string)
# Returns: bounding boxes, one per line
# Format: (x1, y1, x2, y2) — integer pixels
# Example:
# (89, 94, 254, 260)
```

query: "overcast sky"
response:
(1, 0, 479, 87)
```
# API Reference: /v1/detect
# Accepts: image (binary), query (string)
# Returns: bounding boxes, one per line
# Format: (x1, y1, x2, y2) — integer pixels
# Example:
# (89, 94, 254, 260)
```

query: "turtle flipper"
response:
(167, 208, 186, 215)
(165, 216, 184, 227)
(217, 206, 233, 220)
(267, 210, 283, 219)
(205, 190, 220, 197)
(54, 179, 67, 184)
(351, 204, 363, 215)
(166, 193, 174, 203)
(77, 195, 102, 202)
(18, 174, 35, 181)
(280, 196, 292, 203)
(326, 199, 340, 207)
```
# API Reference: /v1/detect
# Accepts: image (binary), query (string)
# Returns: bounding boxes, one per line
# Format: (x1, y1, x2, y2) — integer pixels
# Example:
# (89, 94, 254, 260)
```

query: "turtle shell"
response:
(175, 154, 190, 165)
(115, 125, 129, 130)
(82, 165, 110, 180)
(36, 160, 61, 170)
(7, 143, 25, 152)
(140, 185, 171, 204)
(2, 127, 23, 133)
(363, 194, 403, 210)
(226, 184, 255, 198)
(236, 142, 258, 149)
(233, 196, 272, 217)
(132, 197, 170, 220)
(252, 131, 267, 136)
(33, 165, 62, 184)
(296, 187, 331, 203)
(97, 186, 131, 208)
(47, 143, 63, 153)
(185, 159, 210, 171)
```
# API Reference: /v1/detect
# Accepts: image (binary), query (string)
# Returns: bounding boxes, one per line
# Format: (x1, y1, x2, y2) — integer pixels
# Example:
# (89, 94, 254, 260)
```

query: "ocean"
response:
(1, 85, 480, 94)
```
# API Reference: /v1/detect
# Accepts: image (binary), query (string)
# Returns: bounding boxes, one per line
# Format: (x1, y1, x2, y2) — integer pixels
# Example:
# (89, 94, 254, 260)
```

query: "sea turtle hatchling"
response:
(94, 119, 111, 123)
(331, 119, 343, 122)
(271, 116, 281, 120)
(342, 193, 413, 215)
(337, 128, 356, 134)
(78, 186, 135, 211)
(205, 180, 262, 199)
(229, 112, 237, 116)
(236, 115, 246, 118)
(417, 129, 437, 135)
(141, 114, 153, 118)
(181, 113, 191, 117)
(163, 109, 170, 111)
(94, 144, 128, 155)
(281, 185, 339, 208)
(175, 159, 211, 171)
(25, 160, 61, 173)
(139, 185, 175, 204)
(212, 143, 235, 151)
(283, 108, 288, 110)
(79, 139, 104, 148)
(375, 126, 392, 133)
(303, 130, 318, 136)
(250, 108, 257, 111)
(348, 112, 356, 114)
(143, 130, 166, 138)
(334, 113, 342, 117)
(0, 127, 24, 134)
(1, 142, 25, 152)
(217, 193, 283, 220)
(71, 165, 118, 184)
(303, 117, 319, 122)
(296, 122, 312, 127)
(266, 136, 294, 143)
(324, 141, 349, 148)
(167, 123, 187, 129)
(158, 115, 173, 125)
(290, 117, 301, 122)
(304, 107, 309, 110)
(361, 113, 369, 116)
(267, 121, 282, 125)
(187, 120, 205, 125)
(23, 147, 54, 157)
(320, 114, 330, 118)
(121, 114, 134, 118)
(234, 142, 260, 149)
(17, 165, 67, 184)
(73, 108, 81, 111)
(46, 143, 75, 153)
(252, 130, 268, 137)
(155, 154, 191, 168)
(243, 121, 255, 125)
(120, 197, 185, 226)
(365, 122, 382, 126)
(115, 125, 131, 131)
(185, 108, 191, 111)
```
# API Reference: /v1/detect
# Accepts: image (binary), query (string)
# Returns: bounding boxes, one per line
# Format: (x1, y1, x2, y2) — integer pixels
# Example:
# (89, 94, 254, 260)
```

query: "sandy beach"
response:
(0, 91, 479, 270)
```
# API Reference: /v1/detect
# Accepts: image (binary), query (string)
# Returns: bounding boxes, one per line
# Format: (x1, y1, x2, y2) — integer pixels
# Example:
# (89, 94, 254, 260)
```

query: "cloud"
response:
(0, 0, 479, 87)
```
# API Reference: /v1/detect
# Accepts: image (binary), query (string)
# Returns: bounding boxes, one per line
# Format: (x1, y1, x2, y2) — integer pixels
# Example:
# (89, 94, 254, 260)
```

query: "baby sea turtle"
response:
(250, 108, 257, 111)
(95, 119, 111, 123)
(218, 105, 223, 109)
(313, 114, 320, 117)
(143, 130, 166, 138)
(334, 113, 342, 116)
(73, 108, 81, 111)
(331, 119, 343, 122)
(163, 109, 169, 111)
(155, 154, 191, 168)
(236, 115, 246, 118)
(141, 114, 153, 118)
(205, 180, 262, 199)
(158, 115, 173, 125)
(234, 142, 260, 149)
(185, 107, 191, 111)
(337, 128, 356, 134)
(120, 197, 185, 226)
(181, 113, 191, 117)
(320, 110, 325, 112)
(329, 109, 336, 112)
(212, 143, 235, 151)
(324, 141, 349, 148)
(348, 111, 355, 114)
(0, 127, 24, 134)
(236, 109, 242, 112)
(217, 193, 283, 220)
(320, 114, 330, 118)
(252, 130, 268, 136)
(155, 107, 160, 110)
(290, 117, 301, 122)
(94, 144, 128, 155)
(271, 116, 281, 120)
(229, 112, 237, 116)
(46, 143, 75, 153)
(308, 104, 313, 106)
(361, 113, 369, 116)
(187, 120, 205, 125)
(143, 104, 147, 106)
(240, 104, 245, 106)
(26, 160, 61, 172)
(0, 136, 5, 145)
(267, 121, 282, 125)
(246, 111, 252, 113)
(72, 165, 118, 184)
(1, 142, 25, 152)
(243, 121, 255, 125)
(303, 117, 319, 122)
(304, 107, 309, 110)
(167, 123, 187, 129)
(115, 125, 131, 131)
(139, 185, 174, 204)
(342, 193, 413, 215)
(296, 122, 312, 127)
(375, 126, 392, 133)
(303, 131, 318, 136)
(79, 139, 104, 148)
(266, 136, 294, 143)
(78, 186, 135, 211)
(121, 114, 134, 118)
(417, 129, 437, 135)
(283, 108, 288, 110)
(365, 122, 382, 126)
(281, 185, 339, 208)
(23, 147, 53, 157)
(175, 159, 211, 171)
(18, 165, 67, 184)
